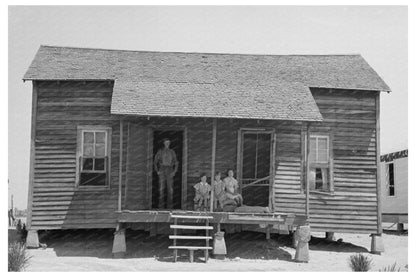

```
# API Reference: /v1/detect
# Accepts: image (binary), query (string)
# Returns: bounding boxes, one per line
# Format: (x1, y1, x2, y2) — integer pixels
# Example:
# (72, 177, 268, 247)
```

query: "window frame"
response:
(386, 161, 396, 197)
(76, 125, 112, 190)
(303, 131, 334, 194)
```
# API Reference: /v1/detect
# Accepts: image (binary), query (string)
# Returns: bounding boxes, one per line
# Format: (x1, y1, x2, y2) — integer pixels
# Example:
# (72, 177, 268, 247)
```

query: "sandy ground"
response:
(18, 226, 408, 272)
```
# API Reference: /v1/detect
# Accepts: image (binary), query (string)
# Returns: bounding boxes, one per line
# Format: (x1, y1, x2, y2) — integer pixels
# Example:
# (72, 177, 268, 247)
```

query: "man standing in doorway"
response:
(154, 138, 178, 209)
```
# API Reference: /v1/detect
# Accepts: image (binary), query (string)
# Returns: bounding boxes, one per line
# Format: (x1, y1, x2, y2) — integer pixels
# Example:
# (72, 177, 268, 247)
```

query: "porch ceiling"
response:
(110, 80, 323, 121)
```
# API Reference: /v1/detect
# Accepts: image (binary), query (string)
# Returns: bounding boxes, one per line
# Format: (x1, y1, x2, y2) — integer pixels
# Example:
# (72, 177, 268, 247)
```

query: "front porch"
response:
(111, 116, 314, 262)
(112, 209, 310, 262)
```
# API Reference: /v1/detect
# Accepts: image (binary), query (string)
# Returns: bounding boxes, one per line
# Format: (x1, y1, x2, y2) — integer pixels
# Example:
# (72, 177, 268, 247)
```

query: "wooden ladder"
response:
(169, 214, 213, 263)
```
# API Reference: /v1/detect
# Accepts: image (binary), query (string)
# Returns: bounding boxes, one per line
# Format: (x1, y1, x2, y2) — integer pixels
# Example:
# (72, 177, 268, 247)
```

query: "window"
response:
(77, 126, 111, 188)
(386, 163, 395, 196)
(308, 135, 332, 192)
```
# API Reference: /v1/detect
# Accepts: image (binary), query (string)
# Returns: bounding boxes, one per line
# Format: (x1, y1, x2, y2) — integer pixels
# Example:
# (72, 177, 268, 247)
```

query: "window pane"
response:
(95, 144, 106, 157)
(82, 158, 94, 170)
(96, 132, 106, 144)
(310, 167, 329, 191)
(94, 158, 105, 171)
(315, 168, 324, 190)
(318, 137, 328, 151)
(388, 163, 395, 196)
(83, 144, 94, 156)
(80, 173, 106, 186)
(308, 168, 316, 190)
(84, 132, 94, 144)
(317, 149, 328, 162)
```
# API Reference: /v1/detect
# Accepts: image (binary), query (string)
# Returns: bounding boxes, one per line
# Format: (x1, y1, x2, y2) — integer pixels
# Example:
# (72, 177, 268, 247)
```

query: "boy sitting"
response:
(193, 173, 211, 211)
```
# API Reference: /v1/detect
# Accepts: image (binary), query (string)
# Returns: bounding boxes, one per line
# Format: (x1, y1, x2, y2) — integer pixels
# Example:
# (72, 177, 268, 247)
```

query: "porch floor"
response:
(116, 210, 307, 227)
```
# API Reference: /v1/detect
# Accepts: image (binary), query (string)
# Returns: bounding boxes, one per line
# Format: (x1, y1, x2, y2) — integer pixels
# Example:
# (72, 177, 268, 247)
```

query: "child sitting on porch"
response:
(193, 173, 211, 211)
(213, 171, 227, 210)
(223, 169, 243, 206)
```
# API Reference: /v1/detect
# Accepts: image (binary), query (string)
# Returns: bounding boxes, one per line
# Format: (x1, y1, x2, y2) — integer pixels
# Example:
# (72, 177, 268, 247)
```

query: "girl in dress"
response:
(212, 171, 227, 210)
(223, 169, 243, 206)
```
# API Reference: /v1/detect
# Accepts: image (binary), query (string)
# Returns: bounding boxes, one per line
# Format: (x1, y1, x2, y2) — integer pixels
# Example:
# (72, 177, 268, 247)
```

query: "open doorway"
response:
(239, 131, 273, 207)
(151, 130, 184, 209)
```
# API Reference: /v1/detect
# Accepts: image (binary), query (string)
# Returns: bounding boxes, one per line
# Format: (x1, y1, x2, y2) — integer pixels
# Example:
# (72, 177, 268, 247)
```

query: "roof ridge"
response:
(39, 44, 362, 57)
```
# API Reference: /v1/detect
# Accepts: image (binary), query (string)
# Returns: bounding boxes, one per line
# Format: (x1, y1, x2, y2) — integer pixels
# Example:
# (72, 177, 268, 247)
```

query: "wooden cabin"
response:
(23, 46, 390, 257)
(380, 149, 408, 231)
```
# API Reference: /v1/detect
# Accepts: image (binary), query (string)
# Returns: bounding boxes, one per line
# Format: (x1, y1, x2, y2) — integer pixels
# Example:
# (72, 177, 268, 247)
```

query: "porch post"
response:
(295, 123, 311, 263)
(305, 124, 310, 219)
(210, 118, 217, 212)
(118, 119, 124, 212)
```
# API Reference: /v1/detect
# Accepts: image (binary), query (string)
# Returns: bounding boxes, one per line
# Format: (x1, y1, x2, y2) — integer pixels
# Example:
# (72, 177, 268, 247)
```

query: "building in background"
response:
(380, 149, 408, 231)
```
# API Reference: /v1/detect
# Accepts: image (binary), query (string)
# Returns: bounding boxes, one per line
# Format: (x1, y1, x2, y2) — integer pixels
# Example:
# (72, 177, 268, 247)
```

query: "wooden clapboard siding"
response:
(273, 88, 379, 234)
(29, 81, 381, 234)
(29, 81, 125, 230)
(124, 123, 150, 210)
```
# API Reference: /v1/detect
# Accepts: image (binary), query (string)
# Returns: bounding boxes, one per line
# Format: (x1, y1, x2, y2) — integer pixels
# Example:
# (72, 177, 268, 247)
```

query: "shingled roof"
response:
(111, 81, 322, 121)
(23, 45, 391, 121)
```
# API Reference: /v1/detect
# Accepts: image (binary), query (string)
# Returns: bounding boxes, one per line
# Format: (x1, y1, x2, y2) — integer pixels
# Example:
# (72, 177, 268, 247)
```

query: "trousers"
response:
(158, 165, 174, 209)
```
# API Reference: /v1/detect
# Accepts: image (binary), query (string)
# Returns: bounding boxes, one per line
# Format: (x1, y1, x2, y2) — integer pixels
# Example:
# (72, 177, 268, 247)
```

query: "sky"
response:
(8, 6, 408, 209)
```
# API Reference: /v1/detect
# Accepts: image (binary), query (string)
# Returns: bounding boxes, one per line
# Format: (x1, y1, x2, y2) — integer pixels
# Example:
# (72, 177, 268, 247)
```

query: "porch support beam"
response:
(305, 123, 310, 219)
(210, 118, 217, 212)
(118, 119, 124, 212)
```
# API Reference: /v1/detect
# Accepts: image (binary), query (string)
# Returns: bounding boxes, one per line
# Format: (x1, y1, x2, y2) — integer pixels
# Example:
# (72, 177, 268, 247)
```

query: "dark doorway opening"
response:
(241, 132, 272, 207)
(152, 130, 183, 209)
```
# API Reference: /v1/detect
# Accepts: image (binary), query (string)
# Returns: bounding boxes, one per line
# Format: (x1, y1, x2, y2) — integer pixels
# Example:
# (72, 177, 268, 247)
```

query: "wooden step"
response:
(169, 235, 212, 240)
(170, 214, 213, 220)
(169, 246, 213, 250)
(170, 225, 213, 230)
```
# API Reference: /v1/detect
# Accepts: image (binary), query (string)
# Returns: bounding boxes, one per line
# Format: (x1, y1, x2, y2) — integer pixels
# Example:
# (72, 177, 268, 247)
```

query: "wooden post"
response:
(210, 118, 217, 212)
(266, 225, 271, 240)
(236, 129, 242, 194)
(305, 124, 310, 219)
(27, 81, 38, 230)
(269, 132, 277, 211)
(118, 119, 124, 212)
(189, 249, 194, 263)
(375, 93, 382, 234)
(123, 122, 130, 209)
(173, 218, 178, 262)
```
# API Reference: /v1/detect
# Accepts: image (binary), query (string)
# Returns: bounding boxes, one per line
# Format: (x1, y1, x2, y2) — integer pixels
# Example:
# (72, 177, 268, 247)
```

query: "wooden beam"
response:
(305, 124, 310, 219)
(236, 129, 242, 193)
(269, 132, 277, 211)
(210, 118, 217, 212)
(182, 128, 188, 210)
(27, 81, 38, 229)
(118, 119, 124, 212)
(146, 128, 153, 210)
(123, 122, 130, 209)
(375, 93, 382, 234)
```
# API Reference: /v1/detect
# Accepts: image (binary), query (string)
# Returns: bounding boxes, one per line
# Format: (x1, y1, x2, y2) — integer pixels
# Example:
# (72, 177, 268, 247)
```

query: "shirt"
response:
(154, 148, 178, 170)
(223, 176, 239, 194)
(194, 182, 211, 196)
(213, 180, 225, 196)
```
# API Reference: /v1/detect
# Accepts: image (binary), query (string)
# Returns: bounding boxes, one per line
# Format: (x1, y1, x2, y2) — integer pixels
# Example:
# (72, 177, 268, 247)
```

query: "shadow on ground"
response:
(36, 229, 370, 262)
(308, 236, 368, 253)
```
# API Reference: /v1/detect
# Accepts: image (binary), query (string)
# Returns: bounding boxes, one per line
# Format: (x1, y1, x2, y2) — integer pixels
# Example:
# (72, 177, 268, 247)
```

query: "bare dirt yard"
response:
(20, 227, 407, 272)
